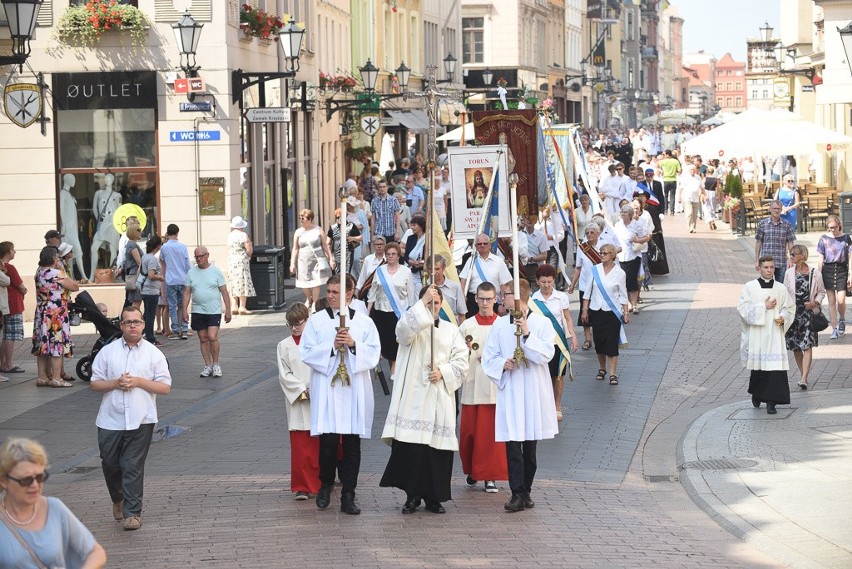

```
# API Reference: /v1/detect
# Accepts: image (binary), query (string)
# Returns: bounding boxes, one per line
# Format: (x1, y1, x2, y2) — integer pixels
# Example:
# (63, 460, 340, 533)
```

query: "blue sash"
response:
(376, 266, 403, 318)
(591, 264, 628, 346)
(473, 256, 488, 284)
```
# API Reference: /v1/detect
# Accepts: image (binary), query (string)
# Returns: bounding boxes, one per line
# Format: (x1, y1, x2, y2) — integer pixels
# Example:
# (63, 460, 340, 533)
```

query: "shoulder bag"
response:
(807, 269, 830, 332)
(0, 513, 50, 569)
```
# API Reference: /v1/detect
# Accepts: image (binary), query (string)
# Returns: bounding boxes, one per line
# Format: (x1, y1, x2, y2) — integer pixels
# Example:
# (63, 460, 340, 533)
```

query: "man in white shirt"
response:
(459, 233, 512, 318)
(355, 235, 386, 298)
(90, 306, 171, 531)
(428, 254, 466, 323)
(435, 168, 451, 231)
(522, 215, 549, 283)
(678, 164, 703, 233)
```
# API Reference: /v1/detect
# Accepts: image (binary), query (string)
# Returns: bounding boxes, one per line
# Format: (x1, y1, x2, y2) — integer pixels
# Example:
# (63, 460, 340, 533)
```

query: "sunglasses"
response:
(6, 471, 50, 486)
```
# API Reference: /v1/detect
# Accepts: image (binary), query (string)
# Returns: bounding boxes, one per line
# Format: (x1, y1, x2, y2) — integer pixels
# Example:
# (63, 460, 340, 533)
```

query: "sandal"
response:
(48, 379, 74, 388)
(1, 366, 25, 373)
(36, 378, 51, 387)
(238, 309, 254, 315)
(609, 375, 619, 385)
(582, 341, 592, 351)
(595, 369, 606, 381)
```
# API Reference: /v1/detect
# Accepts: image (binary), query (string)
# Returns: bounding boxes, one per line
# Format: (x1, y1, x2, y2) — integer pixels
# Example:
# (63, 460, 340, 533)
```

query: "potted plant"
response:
(56, 0, 150, 47)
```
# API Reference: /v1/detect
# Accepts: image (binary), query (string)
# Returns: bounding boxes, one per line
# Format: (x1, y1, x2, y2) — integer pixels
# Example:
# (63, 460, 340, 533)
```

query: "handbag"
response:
(807, 270, 829, 332)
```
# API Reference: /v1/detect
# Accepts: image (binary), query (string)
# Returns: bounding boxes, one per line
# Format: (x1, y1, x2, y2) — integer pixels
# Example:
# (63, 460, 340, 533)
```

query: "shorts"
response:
(3, 314, 24, 341)
(190, 313, 222, 331)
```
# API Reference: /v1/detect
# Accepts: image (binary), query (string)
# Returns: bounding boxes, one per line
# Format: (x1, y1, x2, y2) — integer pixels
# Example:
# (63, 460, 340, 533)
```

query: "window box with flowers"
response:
(239, 4, 284, 41)
(56, 0, 150, 47)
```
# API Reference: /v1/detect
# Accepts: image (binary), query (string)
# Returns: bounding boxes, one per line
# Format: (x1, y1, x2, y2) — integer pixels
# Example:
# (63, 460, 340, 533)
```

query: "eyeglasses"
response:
(785, 179, 794, 183)
(121, 320, 144, 327)
(475, 296, 496, 303)
(475, 242, 490, 247)
(287, 320, 307, 328)
(600, 251, 614, 256)
(828, 225, 839, 230)
(195, 253, 209, 259)
(6, 471, 49, 486)
(502, 290, 515, 297)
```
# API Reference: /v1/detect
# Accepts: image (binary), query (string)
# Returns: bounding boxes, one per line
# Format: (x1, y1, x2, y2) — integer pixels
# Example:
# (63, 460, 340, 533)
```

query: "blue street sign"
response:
(169, 130, 220, 142)
(179, 102, 212, 112)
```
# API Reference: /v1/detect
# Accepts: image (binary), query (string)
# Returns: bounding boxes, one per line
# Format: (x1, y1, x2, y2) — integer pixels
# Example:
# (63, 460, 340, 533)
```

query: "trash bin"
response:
(246, 245, 288, 311)
(838, 192, 852, 231)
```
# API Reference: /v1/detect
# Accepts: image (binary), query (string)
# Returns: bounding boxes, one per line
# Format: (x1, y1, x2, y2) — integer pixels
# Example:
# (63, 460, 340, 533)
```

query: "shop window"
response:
(56, 108, 157, 281)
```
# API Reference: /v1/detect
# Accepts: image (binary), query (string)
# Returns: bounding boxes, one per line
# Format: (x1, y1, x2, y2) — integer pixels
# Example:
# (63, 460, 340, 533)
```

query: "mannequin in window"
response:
(59, 174, 88, 282)
(89, 173, 122, 281)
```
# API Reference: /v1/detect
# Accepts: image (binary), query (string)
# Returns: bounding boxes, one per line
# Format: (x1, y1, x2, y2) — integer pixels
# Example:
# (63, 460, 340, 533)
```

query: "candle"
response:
(340, 197, 347, 312)
(510, 182, 520, 299)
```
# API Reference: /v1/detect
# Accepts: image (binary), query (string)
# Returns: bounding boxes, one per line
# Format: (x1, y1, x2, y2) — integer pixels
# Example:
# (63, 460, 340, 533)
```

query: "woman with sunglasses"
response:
(0, 437, 106, 568)
(774, 175, 801, 233)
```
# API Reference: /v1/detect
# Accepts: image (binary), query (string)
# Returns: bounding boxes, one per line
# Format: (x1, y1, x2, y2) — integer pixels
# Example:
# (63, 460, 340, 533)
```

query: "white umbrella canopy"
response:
(436, 121, 475, 142)
(682, 108, 851, 157)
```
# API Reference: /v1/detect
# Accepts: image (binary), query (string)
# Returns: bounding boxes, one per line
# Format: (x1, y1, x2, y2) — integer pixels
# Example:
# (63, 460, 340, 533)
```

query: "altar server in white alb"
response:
(737, 255, 795, 415)
(482, 278, 558, 513)
(380, 285, 468, 515)
(276, 303, 320, 501)
(299, 274, 381, 515)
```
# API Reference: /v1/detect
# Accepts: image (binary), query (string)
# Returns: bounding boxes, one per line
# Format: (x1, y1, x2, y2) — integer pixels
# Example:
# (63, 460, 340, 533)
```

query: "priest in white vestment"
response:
(737, 256, 795, 415)
(277, 303, 320, 500)
(380, 285, 468, 514)
(482, 279, 558, 513)
(299, 274, 381, 515)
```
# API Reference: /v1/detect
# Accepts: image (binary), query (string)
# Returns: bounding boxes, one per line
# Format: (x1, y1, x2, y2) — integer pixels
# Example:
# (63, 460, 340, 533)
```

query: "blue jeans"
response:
(141, 294, 159, 343)
(166, 284, 187, 334)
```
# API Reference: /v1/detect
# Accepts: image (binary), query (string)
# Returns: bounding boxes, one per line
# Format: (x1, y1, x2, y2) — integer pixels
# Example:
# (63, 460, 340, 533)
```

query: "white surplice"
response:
(482, 312, 558, 442)
(299, 306, 381, 438)
(276, 336, 311, 431)
(737, 279, 795, 371)
(458, 316, 499, 405)
(381, 301, 468, 451)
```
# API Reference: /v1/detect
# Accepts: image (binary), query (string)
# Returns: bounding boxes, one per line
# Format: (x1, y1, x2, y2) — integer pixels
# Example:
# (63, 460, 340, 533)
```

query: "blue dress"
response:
(777, 186, 798, 231)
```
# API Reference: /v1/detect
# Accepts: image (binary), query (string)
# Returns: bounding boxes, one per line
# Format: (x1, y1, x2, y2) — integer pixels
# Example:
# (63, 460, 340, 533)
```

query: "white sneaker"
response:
(200, 365, 213, 377)
(212, 364, 222, 377)
(830, 329, 839, 340)
(0, 375, 9, 383)
(484, 481, 498, 493)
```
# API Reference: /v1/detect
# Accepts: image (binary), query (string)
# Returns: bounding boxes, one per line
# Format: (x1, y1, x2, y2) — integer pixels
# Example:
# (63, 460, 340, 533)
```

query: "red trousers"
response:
(289, 430, 321, 494)
(459, 404, 508, 481)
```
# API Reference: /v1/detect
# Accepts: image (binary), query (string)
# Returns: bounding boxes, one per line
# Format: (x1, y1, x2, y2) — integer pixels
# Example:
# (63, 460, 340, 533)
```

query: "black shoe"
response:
(316, 484, 332, 509)
(340, 491, 361, 515)
(523, 492, 535, 509)
(465, 474, 477, 487)
(504, 493, 525, 512)
(752, 394, 761, 408)
(402, 496, 421, 514)
(767, 402, 777, 415)
(424, 500, 445, 514)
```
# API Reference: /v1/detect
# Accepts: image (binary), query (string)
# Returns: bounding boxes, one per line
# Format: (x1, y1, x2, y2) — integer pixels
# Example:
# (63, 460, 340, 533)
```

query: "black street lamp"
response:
(0, 0, 43, 71)
(442, 53, 457, 81)
(395, 61, 411, 91)
(279, 20, 305, 70)
(481, 68, 493, 86)
(839, 22, 852, 76)
(172, 12, 203, 77)
(759, 21, 774, 42)
(359, 59, 379, 92)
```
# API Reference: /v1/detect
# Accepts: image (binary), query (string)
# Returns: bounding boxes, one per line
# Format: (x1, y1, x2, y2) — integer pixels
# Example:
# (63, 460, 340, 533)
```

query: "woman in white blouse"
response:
(613, 204, 650, 314)
(568, 221, 602, 351)
(581, 243, 629, 385)
(367, 242, 416, 374)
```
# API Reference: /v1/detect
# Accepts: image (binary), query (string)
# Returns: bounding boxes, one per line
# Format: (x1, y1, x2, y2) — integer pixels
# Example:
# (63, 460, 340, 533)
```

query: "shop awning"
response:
(385, 109, 432, 133)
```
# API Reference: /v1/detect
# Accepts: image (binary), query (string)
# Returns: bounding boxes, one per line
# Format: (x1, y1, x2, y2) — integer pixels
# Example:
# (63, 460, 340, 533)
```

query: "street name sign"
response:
(245, 107, 292, 123)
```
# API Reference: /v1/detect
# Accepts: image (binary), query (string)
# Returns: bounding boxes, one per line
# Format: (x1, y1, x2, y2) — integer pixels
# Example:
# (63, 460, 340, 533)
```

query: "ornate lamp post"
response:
(0, 0, 43, 71)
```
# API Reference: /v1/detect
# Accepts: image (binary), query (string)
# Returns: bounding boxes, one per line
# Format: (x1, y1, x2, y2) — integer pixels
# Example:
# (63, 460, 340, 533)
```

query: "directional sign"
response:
(174, 77, 206, 94)
(169, 130, 221, 142)
(245, 107, 292, 123)
(361, 115, 380, 136)
(179, 101, 212, 112)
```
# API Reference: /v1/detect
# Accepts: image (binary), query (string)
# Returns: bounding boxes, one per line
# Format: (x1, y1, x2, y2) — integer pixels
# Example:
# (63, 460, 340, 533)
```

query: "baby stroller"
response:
(68, 291, 122, 382)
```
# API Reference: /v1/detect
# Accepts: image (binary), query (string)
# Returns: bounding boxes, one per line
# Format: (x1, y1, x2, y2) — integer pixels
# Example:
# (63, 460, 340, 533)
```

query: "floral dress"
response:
(785, 272, 817, 351)
(31, 267, 72, 357)
(227, 229, 256, 297)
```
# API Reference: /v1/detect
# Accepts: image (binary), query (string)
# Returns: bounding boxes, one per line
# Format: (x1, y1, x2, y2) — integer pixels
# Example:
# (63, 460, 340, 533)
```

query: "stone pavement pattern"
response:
(0, 215, 849, 567)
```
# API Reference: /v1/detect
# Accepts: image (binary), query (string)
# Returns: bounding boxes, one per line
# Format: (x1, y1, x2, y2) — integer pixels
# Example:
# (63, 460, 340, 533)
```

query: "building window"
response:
(751, 89, 758, 98)
(736, 82, 742, 90)
(736, 96, 742, 106)
(762, 89, 769, 98)
(462, 17, 484, 64)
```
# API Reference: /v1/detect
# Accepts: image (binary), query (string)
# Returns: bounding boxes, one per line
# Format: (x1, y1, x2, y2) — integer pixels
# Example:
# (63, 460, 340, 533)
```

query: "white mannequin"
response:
(89, 173, 122, 281)
(59, 174, 87, 281)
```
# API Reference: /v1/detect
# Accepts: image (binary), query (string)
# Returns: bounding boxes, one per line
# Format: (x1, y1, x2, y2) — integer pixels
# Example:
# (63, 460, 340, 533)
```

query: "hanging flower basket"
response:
(239, 4, 283, 40)
(56, 0, 150, 47)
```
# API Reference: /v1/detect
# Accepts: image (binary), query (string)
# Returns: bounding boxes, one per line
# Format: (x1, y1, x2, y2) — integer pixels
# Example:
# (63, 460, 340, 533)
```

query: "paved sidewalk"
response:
(0, 214, 849, 568)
